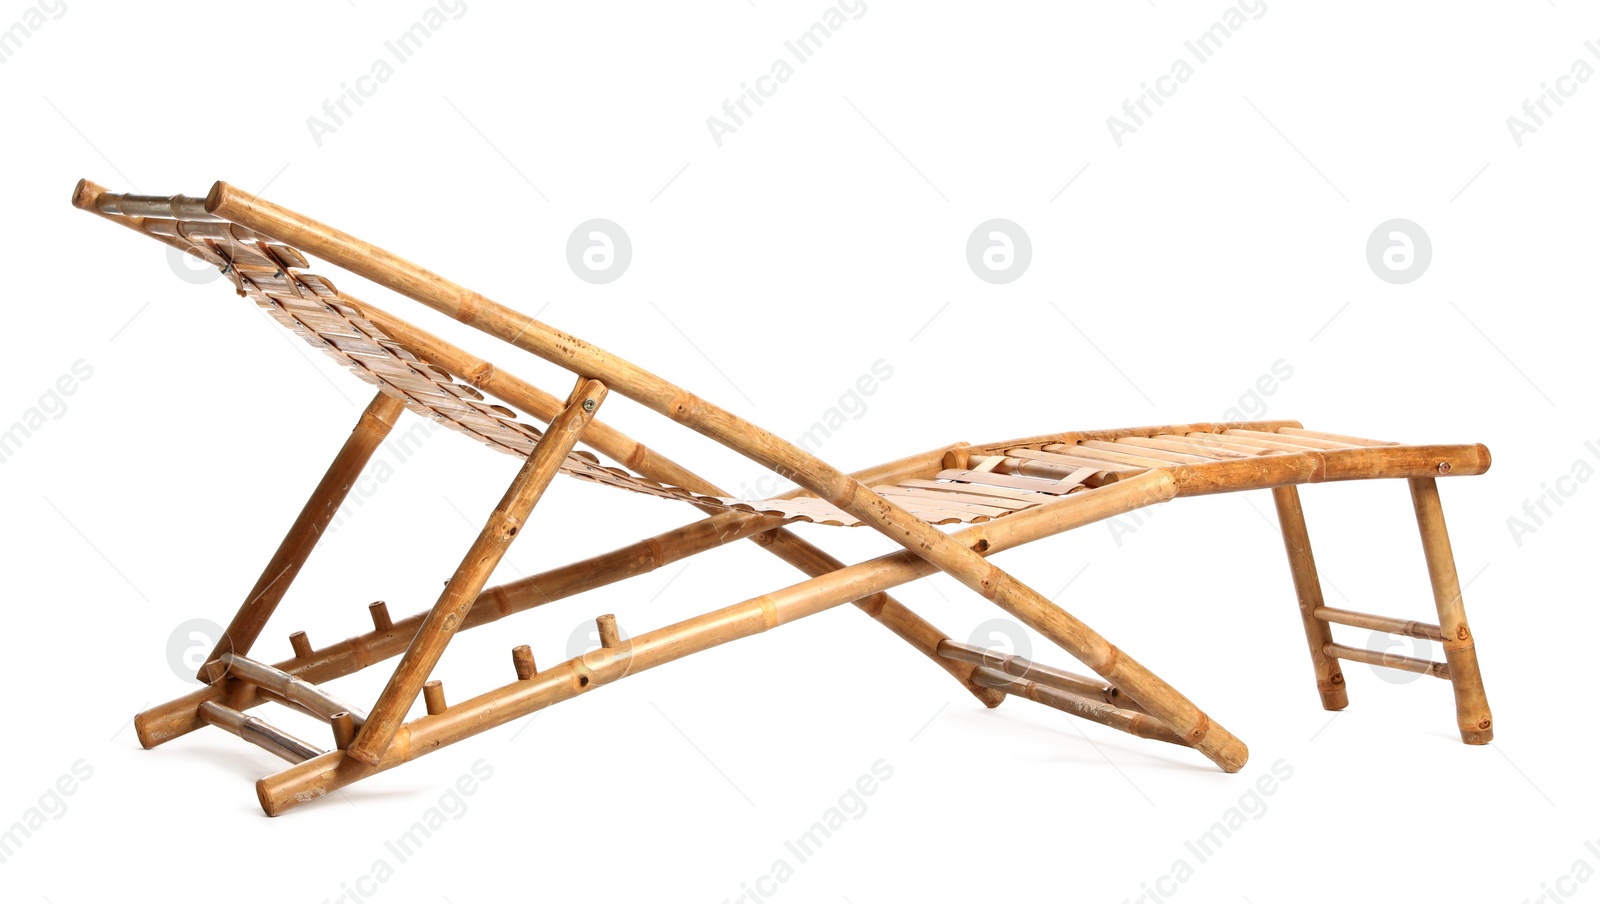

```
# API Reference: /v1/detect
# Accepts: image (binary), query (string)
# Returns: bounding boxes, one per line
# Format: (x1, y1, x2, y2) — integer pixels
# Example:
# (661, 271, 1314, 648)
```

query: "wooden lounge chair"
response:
(71, 178, 1496, 816)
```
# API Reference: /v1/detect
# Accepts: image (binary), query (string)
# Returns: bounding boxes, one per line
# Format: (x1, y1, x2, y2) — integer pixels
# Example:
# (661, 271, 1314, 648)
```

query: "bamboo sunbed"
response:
(72, 178, 1495, 816)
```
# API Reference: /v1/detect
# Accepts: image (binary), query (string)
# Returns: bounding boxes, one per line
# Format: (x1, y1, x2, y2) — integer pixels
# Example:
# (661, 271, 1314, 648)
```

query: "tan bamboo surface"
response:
(73, 180, 1500, 814)
(347, 377, 607, 765)
(203, 390, 405, 677)
(1271, 486, 1349, 711)
(968, 668, 1183, 746)
(1409, 478, 1494, 744)
(257, 470, 1181, 814)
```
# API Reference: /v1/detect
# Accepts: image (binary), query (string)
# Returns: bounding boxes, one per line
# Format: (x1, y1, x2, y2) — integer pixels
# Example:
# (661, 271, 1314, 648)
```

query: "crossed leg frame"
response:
(97, 180, 1491, 816)
(138, 374, 1491, 816)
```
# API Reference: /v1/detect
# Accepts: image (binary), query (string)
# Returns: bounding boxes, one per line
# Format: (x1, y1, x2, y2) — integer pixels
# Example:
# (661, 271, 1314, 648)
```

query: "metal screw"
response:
(582, 398, 596, 412)
(1437, 461, 1452, 474)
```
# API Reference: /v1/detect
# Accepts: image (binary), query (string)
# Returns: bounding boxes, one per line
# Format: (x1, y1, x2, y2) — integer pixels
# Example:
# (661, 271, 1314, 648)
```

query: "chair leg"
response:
(345, 378, 607, 766)
(1408, 477, 1494, 745)
(201, 390, 407, 678)
(1270, 486, 1349, 711)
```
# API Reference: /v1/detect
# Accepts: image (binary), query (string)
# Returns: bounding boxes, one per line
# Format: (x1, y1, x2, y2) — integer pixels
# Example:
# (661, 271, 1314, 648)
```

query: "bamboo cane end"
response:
(204, 180, 236, 216)
(71, 178, 103, 210)
(133, 711, 158, 750)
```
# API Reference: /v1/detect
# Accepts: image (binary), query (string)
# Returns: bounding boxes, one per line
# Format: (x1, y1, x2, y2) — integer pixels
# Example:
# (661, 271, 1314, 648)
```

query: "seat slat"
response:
(1041, 443, 1172, 469)
(1279, 427, 1396, 447)
(1224, 428, 1356, 450)
(1115, 436, 1251, 460)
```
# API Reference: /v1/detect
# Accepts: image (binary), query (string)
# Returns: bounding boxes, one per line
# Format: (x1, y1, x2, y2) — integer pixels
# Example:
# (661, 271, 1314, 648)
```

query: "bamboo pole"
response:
(198, 702, 324, 764)
(937, 639, 1140, 711)
(1408, 478, 1494, 744)
(353, 296, 1000, 706)
(219, 653, 367, 728)
(200, 390, 406, 678)
(204, 184, 1246, 773)
(1324, 643, 1451, 680)
(257, 470, 1189, 814)
(346, 378, 607, 766)
(1270, 486, 1348, 711)
(968, 669, 1183, 745)
(1313, 606, 1443, 642)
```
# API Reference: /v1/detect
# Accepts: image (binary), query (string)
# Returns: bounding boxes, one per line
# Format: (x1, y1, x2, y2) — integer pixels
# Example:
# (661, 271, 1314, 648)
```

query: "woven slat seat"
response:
(75, 179, 1498, 816)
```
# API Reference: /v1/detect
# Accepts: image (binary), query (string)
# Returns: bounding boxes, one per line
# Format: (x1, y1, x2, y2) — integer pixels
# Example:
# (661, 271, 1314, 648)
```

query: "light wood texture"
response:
(75, 180, 1503, 815)
(1271, 486, 1349, 711)
(1324, 643, 1451, 680)
(201, 390, 404, 677)
(1409, 477, 1494, 743)
(346, 378, 606, 766)
(1314, 606, 1443, 642)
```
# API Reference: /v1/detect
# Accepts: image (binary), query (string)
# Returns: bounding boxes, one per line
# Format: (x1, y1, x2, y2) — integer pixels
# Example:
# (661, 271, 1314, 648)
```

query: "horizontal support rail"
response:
(1313, 607, 1444, 642)
(213, 653, 368, 728)
(198, 702, 325, 764)
(1324, 643, 1451, 680)
(936, 639, 1140, 712)
(969, 668, 1184, 746)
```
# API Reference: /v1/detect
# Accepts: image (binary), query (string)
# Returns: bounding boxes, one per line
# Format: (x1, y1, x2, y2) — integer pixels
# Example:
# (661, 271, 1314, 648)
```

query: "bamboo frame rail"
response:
(203, 390, 405, 676)
(73, 179, 1501, 815)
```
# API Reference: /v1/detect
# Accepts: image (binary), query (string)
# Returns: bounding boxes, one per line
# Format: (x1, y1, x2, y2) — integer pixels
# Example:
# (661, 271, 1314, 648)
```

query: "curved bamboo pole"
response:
(205, 183, 1248, 773)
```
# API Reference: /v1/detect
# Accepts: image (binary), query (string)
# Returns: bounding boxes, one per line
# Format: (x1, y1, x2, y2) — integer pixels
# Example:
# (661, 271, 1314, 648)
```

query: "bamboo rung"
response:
(936, 639, 1139, 711)
(969, 668, 1185, 746)
(512, 645, 537, 680)
(1324, 643, 1452, 680)
(219, 652, 368, 728)
(423, 680, 448, 715)
(369, 601, 393, 632)
(1313, 607, 1444, 642)
(198, 701, 324, 764)
(289, 631, 313, 660)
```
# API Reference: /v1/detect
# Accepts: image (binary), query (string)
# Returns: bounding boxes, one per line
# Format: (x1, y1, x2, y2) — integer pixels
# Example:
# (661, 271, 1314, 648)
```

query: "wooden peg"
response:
(512, 644, 536, 680)
(368, 601, 393, 632)
(596, 614, 621, 650)
(331, 712, 356, 750)
(289, 631, 313, 660)
(423, 680, 447, 716)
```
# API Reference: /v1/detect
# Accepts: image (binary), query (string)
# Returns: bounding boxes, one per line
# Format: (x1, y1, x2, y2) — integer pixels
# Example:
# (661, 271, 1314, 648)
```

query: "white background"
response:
(1, 2, 1595, 902)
